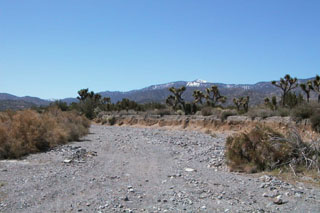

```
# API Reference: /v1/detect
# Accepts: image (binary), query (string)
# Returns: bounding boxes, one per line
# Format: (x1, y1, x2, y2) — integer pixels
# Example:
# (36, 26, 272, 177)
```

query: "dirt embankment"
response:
(100, 115, 318, 141)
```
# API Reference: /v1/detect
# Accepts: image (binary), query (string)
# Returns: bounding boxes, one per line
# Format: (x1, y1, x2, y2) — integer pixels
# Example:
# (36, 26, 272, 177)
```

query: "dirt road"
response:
(0, 125, 319, 212)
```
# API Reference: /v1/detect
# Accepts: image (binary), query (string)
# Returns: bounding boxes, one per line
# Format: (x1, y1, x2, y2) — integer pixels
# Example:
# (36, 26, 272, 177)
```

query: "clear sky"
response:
(1, 0, 319, 99)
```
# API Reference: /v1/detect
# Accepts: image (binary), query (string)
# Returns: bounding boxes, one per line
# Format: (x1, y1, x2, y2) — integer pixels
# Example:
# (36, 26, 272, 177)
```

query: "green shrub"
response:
(157, 109, 172, 117)
(201, 107, 212, 116)
(220, 110, 237, 121)
(246, 107, 275, 119)
(184, 103, 192, 115)
(291, 104, 315, 121)
(107, 116, 116, 125)
(276, 107, 290, 117)
(176, 110, 184, 115)
(311, 111, 320, 133)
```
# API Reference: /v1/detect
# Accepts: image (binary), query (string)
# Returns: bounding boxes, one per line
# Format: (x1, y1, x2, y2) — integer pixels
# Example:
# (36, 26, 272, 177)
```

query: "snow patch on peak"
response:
(186, 79, 208, 87)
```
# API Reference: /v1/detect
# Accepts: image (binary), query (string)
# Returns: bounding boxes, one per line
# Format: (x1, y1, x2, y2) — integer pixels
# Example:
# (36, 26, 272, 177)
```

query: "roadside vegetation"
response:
(0, 107, 90, 159)
(225, 126, 320, 178)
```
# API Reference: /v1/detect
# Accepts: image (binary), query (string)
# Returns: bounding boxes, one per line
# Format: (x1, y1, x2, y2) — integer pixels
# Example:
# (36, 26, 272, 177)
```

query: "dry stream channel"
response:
(0, 125, 319, 212)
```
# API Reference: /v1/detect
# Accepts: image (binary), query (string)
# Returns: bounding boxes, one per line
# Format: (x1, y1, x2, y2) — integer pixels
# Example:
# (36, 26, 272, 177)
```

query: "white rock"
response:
(184, 168, 196, 172)
(63, 159, 72, 163)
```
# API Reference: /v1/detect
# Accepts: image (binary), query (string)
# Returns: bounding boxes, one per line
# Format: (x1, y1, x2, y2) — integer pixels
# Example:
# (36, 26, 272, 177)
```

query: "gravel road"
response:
(0, 125, 319, 212)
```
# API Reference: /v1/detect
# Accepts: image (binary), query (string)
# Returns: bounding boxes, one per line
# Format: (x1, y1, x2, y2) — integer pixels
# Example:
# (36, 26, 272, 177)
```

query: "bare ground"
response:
(0, 125, 319, 212)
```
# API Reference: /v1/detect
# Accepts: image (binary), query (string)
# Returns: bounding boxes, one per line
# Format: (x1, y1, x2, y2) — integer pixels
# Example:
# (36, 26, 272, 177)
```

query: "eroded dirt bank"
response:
(0, 125, 319, 212)
(102, 115, 318, 141)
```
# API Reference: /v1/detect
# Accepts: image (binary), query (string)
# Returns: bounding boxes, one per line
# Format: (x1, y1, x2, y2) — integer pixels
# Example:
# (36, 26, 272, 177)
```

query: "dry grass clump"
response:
(201, 107, 213, 116)
(225, 126, 320, 174)
(0, 107, 90, 159)
(246, 107, 276, 119)
(311, 111, 320, 133)
(220, 109, 237, 121)
(291, 103, 319, 121)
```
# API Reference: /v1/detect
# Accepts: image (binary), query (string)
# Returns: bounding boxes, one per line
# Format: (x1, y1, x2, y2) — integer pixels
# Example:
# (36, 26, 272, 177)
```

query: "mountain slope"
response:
(0, 93, 51, 106)
(0, 77, 316, 110)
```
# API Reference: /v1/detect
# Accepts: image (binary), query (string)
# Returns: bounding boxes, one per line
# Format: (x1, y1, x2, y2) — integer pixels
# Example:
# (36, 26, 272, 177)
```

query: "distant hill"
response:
(0, 100, 36, 111)
(0, 93, 51, 106)
(0, 77, 316, 110)
(99, 78, 315, 105)
(0, 93, 50, 111)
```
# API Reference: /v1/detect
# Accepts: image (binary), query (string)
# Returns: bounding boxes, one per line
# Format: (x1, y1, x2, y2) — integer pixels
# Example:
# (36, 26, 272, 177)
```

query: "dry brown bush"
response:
(225, 126, 320, 174)
(0, 108, 90, 159)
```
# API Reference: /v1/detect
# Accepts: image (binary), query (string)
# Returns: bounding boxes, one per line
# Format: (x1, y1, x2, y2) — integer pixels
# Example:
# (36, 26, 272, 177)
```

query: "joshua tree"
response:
(264, 96, 277, 111)
(311, 75, 320, 103)
(166, 95, 177, 109)
(300, 81, 313, 103)
(233, 96, 250, 112)
(77, 88, 90, 101)
(233, 98, 242, 111)
(271, 74, 298, 107)
(192, 90, 205, 104)
(76, 89, 104, 119)
(205, 85, 226, 107)
(167, 86, 186, 111)
(242, 96, 250, 112)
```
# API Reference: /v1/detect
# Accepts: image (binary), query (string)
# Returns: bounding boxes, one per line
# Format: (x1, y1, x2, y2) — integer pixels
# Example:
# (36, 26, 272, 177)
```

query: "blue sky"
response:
(1, 0, 319, 99)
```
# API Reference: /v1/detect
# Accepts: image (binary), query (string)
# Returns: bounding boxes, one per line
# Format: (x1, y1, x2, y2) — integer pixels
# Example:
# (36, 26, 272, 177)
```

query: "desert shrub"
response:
(276, 107, 290, 117)
(0, 108, 90, 159)
(49, 101, 69, 111)
(157, 109, 172, 117)
(201, 107, 212, 116)
(225, 126, 320, 173)
(176, 110, 184, 115)
(246, 107, 275, 119)
(106, 116, 116, 125)
(184, 103, 192, 115)
(311, 111, 320, 133)
(220, 110, 237, 121)
(291, 104, 315, 121)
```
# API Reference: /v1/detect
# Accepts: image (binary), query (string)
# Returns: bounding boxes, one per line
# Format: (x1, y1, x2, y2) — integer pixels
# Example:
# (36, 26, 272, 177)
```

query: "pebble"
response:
(273, 195, 285, 205)
(184, 168, 196, 172)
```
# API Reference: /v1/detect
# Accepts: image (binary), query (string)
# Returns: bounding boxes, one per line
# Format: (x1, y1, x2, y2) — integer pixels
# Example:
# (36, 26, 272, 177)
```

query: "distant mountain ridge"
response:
(0, 77, 316, 110)
(98, 78, 314, 105)
(0, 93, 51, 106)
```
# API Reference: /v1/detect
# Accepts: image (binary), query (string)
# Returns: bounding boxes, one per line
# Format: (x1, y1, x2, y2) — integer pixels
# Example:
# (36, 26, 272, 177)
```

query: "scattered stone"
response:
(184, 168, 196, 172)
(63, 159, 72, 163)
(273, 195, 285, 205)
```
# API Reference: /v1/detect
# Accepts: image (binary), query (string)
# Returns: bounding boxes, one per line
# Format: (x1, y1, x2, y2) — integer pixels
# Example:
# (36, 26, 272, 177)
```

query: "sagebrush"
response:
(225, 126, 320, 173)
(0, 107, 90, 159)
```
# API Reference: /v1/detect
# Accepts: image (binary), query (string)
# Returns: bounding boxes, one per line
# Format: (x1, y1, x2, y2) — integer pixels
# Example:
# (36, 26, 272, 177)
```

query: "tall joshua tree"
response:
(205, 85, 226, 107)
(311, 75, 320, 103)
(271, 74, 298, 107)
(167, 86, 186, 111)
(192, 90, 205, 104)
(300, 81, 313, 103)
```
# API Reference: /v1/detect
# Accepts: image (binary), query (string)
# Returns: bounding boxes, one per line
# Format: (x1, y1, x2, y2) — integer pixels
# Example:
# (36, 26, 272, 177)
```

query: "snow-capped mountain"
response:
(0, 77, 315, 110)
